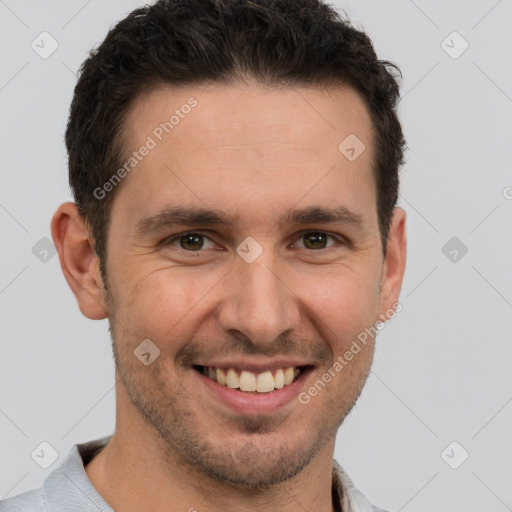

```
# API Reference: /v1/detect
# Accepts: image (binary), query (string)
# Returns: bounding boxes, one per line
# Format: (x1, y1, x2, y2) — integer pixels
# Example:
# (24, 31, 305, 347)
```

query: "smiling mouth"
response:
(194, 365, 309, 393)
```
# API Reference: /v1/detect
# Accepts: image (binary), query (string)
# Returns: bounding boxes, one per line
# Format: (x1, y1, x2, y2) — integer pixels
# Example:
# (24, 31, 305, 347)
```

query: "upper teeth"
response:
(203, 366, 301, 393)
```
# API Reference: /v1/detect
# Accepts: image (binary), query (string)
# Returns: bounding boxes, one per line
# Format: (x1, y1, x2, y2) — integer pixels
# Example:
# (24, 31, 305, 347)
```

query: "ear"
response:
(50, 202, 108, 320)
(378, 207, 407, 317)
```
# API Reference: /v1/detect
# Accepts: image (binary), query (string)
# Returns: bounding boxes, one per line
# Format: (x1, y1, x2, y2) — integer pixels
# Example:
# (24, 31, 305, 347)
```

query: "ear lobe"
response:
(379, 207, 407, 316)
(50, 202, 108, 320)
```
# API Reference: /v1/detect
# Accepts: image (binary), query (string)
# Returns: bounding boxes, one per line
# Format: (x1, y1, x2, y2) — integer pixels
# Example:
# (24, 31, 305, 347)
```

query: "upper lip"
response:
(193, 358, 314, 373)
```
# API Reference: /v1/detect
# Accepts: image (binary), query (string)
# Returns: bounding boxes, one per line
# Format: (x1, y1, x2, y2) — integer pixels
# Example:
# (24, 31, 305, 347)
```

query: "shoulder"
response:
(332, 459, 392, 512)
(0, 488, 48, 511)
(0, 437, 112, 512)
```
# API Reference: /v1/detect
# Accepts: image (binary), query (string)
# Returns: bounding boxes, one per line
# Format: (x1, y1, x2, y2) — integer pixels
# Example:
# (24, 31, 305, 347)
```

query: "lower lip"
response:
(195, 368, 312, 415)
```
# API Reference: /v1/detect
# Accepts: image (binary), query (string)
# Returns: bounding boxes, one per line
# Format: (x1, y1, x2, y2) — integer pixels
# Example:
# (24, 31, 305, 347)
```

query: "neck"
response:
(85, 387, 336, 512)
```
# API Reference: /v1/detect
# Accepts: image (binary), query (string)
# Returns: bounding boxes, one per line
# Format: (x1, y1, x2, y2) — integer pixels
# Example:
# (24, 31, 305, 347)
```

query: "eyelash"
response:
(164, 231, 346, 253)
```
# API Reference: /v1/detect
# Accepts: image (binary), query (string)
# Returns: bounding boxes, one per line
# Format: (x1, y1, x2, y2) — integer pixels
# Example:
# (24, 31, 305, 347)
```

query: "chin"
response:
(185, 437, 319, 488)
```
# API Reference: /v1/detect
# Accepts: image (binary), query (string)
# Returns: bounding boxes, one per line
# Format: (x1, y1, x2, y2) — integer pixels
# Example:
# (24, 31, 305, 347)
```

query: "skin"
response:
(51, 81, 406, 512)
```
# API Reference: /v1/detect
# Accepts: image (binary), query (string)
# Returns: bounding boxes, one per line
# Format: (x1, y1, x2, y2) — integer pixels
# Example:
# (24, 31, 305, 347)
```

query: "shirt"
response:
(0, 437, 390, 512)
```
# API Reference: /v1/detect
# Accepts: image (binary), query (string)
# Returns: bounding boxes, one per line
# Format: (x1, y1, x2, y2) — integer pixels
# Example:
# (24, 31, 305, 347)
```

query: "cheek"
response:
(109, 249, 382, 353)
(299, 265, 381, 348)
(113, 265, 225, 343)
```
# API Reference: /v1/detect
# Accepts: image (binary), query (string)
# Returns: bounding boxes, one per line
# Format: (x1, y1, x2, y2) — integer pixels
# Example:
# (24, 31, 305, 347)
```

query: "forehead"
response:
(124, 81, 373, 153)
(112, 81, 377, 234)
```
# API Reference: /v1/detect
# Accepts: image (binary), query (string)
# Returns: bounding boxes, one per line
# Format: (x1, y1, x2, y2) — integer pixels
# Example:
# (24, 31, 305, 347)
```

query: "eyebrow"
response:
(133, 205, 365, 238)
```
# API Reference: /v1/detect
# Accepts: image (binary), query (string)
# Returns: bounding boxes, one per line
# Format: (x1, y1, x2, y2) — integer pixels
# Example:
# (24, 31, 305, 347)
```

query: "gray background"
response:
(1, 1, 511, 510)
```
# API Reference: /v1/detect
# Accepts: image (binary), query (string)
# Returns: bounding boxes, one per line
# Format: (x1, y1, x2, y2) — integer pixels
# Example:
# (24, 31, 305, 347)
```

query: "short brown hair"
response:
(66, 0, 406, 283)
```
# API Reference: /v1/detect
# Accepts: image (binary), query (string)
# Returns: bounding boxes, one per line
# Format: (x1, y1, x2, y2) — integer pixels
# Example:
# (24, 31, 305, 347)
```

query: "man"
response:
(1, 0, 406, 510)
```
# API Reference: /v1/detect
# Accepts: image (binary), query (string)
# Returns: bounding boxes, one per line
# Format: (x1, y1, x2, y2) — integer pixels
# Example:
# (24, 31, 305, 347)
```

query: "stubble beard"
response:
(106, 302, 372, 489)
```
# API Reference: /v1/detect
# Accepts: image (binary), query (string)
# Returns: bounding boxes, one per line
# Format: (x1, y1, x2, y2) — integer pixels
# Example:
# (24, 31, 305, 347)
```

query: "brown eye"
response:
(168, 233, 216, 251)
(302, 232, 330, 249)
(179, 234, 204, 250)
(297, 231, 336, 250)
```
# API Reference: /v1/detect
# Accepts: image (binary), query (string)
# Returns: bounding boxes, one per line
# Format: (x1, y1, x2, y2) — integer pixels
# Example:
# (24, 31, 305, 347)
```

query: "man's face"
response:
(101, 82, 400, 486)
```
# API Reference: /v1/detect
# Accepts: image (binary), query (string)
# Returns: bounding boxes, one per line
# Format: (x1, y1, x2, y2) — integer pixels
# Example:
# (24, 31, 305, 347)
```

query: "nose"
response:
(217, 252, 301, 348)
